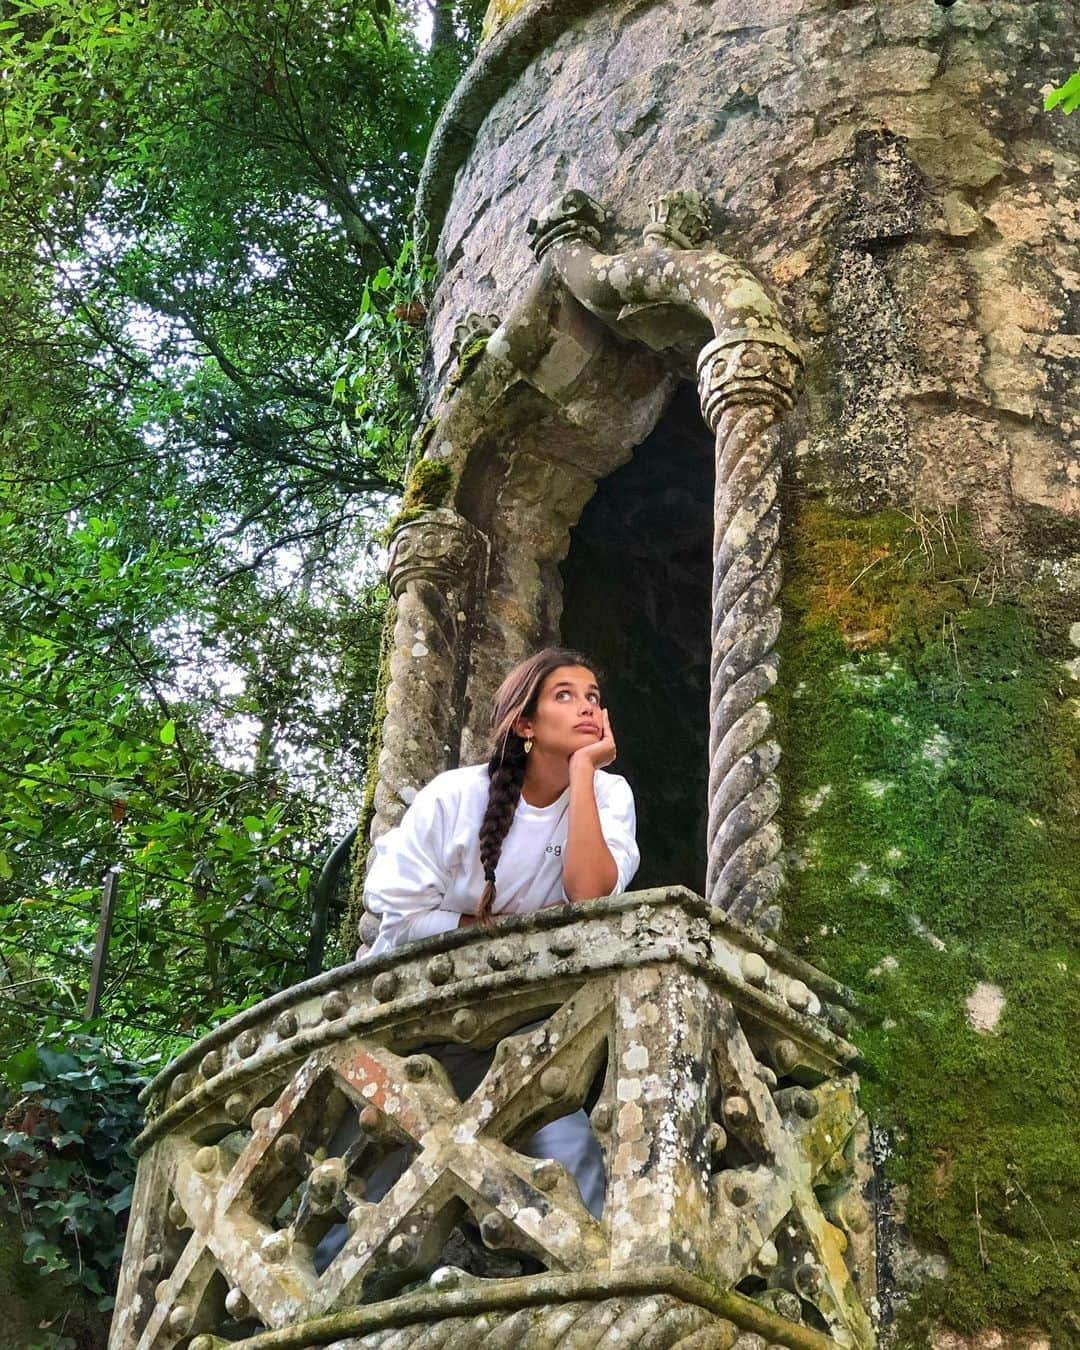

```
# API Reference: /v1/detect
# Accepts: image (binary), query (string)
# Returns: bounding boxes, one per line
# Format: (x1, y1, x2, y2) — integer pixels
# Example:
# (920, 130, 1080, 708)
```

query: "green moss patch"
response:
(380, 459, 456, 545)
(776, 502, 1080, 1344)
(447, 334, 491, 392)
(402, 458, 453, 511)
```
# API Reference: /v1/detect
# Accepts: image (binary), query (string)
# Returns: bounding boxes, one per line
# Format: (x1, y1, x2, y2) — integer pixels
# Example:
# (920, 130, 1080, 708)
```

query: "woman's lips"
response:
(575, 723, 598, 732)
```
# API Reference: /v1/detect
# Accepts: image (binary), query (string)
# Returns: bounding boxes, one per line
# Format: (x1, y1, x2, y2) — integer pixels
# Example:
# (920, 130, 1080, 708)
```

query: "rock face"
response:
(424, 0, 1078, 554)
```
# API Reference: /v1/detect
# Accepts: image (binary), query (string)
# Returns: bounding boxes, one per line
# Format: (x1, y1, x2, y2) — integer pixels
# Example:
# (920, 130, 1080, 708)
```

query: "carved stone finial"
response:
(451, 312, 500, 359)
(644, 189, 711, 249)
(527, 189, 608, 259)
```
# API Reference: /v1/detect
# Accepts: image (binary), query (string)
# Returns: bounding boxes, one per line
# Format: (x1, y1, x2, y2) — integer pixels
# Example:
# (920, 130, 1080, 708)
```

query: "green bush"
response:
(0, 1036, 145, 1349)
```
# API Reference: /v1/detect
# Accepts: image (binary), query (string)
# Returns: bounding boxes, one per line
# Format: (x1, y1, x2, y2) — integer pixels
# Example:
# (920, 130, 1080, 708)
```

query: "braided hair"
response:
(475, 647, 598, 925)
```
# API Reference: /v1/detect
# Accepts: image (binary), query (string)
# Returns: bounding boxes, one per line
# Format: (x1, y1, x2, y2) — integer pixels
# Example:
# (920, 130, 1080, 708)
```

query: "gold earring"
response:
(524, 738, 533, 754)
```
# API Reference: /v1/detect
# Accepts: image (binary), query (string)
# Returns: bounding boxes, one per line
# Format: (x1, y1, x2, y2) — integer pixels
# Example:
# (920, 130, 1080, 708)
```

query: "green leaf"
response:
(105, 1184, 133, 1212)
(1044, 70, 1080, 114)
(159, 719, 176, 745)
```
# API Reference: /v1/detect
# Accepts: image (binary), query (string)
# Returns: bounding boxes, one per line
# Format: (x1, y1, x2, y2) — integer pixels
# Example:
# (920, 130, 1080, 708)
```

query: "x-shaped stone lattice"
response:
(124, 956, 871, 1350)
(704, 1000, 872, 1345)
(131, 983, 613, 1348)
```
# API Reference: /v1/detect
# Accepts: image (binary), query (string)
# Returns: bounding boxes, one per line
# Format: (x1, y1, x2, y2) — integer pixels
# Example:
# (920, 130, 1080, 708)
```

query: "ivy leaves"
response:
(1044, 71, 1080, 115)
(0, 1037, 145, 1328)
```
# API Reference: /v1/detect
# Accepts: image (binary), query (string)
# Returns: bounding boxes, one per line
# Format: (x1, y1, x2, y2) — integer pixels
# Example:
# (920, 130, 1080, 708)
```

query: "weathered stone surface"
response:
(111, 890, 871, 1349)
(515, 188, 803, 932)
(372, 508, 486, 839)
(423, 0, 1077, 563)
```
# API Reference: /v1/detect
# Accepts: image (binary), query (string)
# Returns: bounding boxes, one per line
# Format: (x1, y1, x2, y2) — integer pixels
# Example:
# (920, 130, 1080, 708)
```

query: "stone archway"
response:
(371, 194, 803, 947)
(448, 295, 682, 769)
(559, 379, 714, 894)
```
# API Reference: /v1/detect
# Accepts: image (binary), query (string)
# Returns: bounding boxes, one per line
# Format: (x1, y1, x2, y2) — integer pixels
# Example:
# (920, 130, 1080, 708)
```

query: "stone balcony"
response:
(109, 888, 876, 1350)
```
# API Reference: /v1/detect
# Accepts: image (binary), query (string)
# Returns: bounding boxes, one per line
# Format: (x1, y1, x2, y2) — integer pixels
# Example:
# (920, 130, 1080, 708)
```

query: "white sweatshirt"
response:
(363, 763, 639, 959)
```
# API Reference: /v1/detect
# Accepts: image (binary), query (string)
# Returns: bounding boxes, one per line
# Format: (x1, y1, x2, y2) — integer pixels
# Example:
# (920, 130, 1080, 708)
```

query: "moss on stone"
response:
(379, 505, 424, 546)
(379, 459, 456, 545)
(402, 458, 454, 512)
(447, 335, 490, 392)
(775, 501, 1080, 1345)
(413, 416, 440, 458)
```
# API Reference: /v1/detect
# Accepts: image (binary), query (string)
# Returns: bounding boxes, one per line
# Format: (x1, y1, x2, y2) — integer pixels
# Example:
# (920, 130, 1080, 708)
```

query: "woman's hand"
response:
(570, 707, 616, 772)
(563, 707, 619, 900)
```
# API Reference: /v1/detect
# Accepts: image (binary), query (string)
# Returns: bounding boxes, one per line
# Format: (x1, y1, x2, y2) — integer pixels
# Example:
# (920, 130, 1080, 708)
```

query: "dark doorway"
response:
(559, 381, 713, 894)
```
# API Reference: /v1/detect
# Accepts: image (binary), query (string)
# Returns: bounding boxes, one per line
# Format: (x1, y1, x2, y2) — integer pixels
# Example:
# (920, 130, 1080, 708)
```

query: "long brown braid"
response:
(475, 647, 597, 925)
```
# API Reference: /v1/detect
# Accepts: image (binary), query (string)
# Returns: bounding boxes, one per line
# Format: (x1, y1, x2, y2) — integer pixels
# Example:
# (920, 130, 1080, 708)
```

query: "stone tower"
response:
(110, 2, 1078, 1347)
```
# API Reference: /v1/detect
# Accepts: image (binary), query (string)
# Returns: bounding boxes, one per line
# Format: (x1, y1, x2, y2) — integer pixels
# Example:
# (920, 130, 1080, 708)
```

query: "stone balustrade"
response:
(110, 888, 875, 1350)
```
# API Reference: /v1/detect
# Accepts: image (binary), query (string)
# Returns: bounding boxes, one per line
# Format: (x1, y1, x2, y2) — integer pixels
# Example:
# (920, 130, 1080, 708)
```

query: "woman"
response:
(364, 647, 639, 953)
(361, 647, 639, 1219)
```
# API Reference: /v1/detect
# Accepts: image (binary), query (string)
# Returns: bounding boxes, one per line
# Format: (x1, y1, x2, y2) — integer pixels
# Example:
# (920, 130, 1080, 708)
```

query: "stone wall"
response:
(399, 1, 1080, 1343)
(425, 0, 1078, 569)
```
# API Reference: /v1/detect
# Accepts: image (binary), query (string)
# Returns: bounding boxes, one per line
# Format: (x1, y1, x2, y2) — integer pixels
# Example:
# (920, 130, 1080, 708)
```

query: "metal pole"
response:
(85, 866, 120, 1019)
(304, 828, 356, 978)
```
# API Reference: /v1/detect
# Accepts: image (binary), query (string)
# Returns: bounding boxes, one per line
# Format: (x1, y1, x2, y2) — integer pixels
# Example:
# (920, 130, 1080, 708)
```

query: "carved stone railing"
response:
(110, 889, 875, 1350)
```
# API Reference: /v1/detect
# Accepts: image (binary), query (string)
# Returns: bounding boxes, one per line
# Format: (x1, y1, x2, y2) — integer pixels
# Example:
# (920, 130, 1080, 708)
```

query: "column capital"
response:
(696, 335, 803, 431)
(527, 190, 608, 260)
(386, 508, 484, 599)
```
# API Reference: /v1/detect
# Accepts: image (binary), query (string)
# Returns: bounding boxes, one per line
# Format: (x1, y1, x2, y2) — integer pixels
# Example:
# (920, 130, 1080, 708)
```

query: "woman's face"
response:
(516, 664, 603, 758)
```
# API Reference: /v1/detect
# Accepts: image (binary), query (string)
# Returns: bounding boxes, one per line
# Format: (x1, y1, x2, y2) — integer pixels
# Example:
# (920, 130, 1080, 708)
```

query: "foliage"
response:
(0, 0, 489, 1322)
(0, 0, 484, 1056)
(776, 503, 1080, 1345)
(0, 1035, 145, 1347)
(0, 0, 481, 552)
(336, 233, 440, 475)
(0, 471, 388, 1054)
(1045, 70, 1080, 115)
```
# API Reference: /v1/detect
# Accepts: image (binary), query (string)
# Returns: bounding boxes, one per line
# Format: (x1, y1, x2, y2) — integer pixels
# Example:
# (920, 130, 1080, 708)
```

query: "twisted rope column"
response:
(377, 508, 485, 830)
(697, 339, 801, 930)
(357, 508, 485, 951)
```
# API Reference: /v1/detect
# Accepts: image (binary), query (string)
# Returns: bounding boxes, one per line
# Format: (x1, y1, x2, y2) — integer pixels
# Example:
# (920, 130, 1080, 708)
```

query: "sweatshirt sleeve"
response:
(598, 773, 640, 895)
(363, 777, 461, 953)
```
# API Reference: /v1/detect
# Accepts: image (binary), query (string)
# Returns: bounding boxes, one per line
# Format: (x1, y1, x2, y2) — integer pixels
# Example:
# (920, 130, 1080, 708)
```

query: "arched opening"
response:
(559, 381, 713, 894)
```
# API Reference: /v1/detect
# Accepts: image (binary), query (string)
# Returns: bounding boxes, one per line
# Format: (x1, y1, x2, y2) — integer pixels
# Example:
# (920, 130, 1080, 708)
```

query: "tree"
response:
(0, 0, 482, 1333)
(0, 0, 483, 1050)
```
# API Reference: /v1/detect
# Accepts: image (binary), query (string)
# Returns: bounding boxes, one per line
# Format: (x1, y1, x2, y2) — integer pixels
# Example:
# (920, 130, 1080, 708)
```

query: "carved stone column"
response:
(529, 190, 803, 932)
(361, 509, 485, 947)
(697, 338, 801, 930)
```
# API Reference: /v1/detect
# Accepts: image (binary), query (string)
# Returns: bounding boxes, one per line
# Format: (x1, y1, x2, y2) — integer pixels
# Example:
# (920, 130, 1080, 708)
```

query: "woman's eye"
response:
(588, 693, 600, 703)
